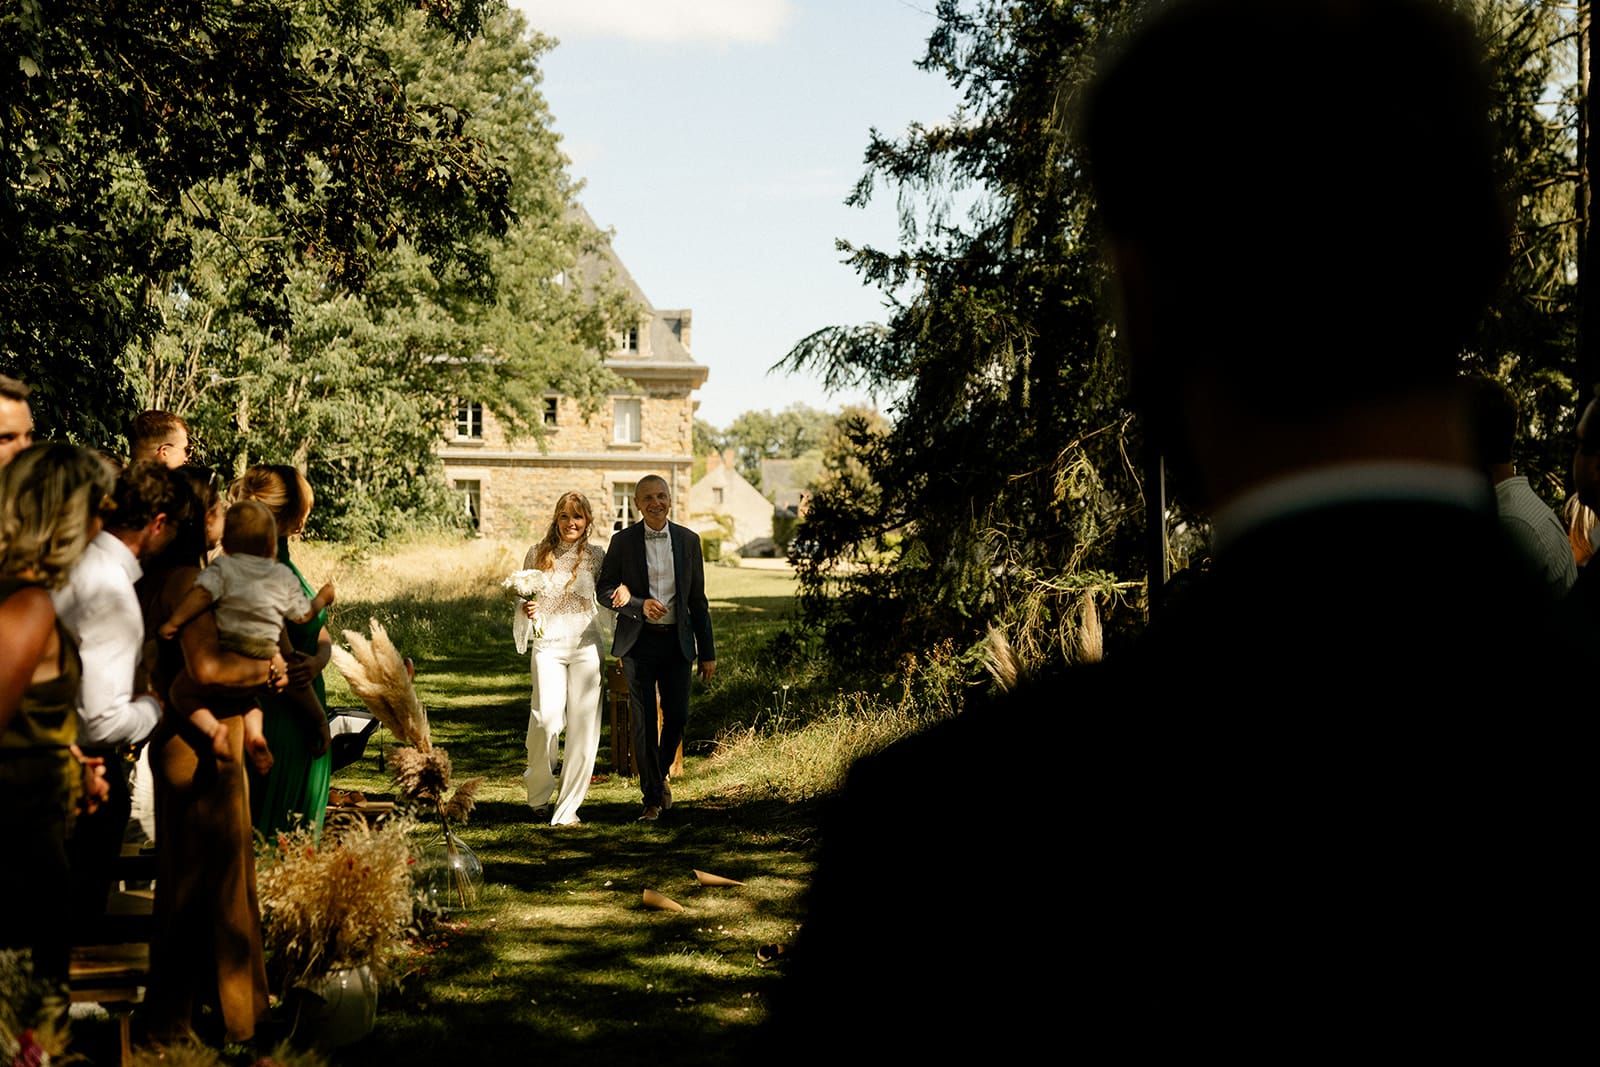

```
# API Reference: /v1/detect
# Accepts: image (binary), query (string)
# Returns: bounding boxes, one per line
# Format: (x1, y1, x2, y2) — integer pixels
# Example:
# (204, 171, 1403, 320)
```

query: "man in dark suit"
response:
(596, 475, 715, 822)
(762, 2, 1594, 1062)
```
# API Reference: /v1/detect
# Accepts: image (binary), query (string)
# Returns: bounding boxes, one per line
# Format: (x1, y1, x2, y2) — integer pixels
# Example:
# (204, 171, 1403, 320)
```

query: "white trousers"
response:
(522, 635, 602, 825)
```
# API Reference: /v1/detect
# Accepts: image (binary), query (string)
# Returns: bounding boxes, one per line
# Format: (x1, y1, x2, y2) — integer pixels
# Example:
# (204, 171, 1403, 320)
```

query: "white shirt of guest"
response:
(50, 529, 161, 746)
(644, 523, 677, 626)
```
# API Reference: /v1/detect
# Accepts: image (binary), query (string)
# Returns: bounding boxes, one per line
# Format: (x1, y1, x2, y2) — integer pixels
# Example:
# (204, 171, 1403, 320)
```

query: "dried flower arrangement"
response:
(1, 950, 67, 1067)
(255, 815, 419, 991)
(128, 1038, 329, 1067)
(329, 618, 485, 907)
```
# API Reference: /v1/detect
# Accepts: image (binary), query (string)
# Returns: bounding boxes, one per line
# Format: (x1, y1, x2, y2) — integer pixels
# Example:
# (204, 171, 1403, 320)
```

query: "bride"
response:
(513, 491, 608, 826)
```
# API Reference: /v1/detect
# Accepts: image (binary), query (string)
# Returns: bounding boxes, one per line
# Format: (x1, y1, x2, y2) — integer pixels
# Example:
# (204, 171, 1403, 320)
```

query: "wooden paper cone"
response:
(694, 869, 745, 887)
(642, 888, 684, 912)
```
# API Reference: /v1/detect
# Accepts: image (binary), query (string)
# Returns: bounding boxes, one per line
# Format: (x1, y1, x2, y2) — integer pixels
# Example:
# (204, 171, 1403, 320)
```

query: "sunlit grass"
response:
(254, 534, 823, 1067)
(72, 532, 948, 1067)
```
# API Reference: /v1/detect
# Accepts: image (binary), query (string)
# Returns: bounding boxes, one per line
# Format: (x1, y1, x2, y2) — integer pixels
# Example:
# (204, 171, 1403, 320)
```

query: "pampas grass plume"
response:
(329, 617, 430, 750)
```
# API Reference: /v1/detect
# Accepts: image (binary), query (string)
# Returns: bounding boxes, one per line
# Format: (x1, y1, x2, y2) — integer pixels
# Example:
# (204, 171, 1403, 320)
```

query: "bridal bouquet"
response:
(502, 568, 549, 639)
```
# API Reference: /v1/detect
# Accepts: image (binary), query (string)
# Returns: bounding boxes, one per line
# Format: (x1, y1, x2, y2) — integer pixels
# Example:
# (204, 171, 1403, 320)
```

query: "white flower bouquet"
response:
(502, 568, 548, 602)
(503, 568, 549, 645)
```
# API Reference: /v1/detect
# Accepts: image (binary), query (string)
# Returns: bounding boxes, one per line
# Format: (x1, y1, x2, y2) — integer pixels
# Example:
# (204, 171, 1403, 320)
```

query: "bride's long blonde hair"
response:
(532, 491, 594, 590)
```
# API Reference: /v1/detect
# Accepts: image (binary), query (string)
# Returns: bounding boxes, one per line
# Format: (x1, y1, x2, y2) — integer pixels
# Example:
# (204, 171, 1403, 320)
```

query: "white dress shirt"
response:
(644, 524, 677, 625)
(50, 530, 161, 746)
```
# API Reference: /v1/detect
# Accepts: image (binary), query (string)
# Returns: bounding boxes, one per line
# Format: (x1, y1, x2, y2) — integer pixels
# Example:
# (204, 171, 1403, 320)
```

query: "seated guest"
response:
(0, 443, 115, 993)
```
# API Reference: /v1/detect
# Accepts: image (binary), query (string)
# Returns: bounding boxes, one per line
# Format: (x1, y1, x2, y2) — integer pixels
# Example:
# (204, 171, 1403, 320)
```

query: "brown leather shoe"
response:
(637, 805, 661, 822)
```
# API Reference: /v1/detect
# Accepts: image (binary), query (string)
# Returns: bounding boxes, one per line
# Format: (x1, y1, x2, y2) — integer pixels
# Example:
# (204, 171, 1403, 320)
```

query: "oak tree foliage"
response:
(3, 0, 626, 538)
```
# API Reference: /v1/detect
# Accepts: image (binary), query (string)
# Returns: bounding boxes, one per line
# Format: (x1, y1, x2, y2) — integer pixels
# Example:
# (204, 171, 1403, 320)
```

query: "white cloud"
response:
(510, 0, 793, 45)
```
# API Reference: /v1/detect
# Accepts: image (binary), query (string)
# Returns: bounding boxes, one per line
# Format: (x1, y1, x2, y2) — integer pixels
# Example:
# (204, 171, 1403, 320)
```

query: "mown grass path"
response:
(299, 542, 817, 1067)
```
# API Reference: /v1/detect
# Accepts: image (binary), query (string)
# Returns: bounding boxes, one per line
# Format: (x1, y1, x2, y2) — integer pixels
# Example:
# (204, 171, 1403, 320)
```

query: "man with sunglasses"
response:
(129, 410, 192, 469)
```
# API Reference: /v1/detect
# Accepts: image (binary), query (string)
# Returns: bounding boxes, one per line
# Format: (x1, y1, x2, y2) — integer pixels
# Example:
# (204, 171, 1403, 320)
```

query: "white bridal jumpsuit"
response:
(513, 540, 608, 826)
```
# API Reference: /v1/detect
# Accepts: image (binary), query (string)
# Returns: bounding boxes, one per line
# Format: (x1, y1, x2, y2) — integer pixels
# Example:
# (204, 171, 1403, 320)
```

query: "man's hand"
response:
(610, 583, 632, 608)
(71, 745, 111, 814)
(643, 598, 668, 622)
(697, 659, 716, 682)
(267, 651, 291, 691)
(283, 650, 320, 687)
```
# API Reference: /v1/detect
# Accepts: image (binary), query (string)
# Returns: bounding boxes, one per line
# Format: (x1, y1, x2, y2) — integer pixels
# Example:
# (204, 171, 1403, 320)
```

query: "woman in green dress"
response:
(229, 464, 333, 838)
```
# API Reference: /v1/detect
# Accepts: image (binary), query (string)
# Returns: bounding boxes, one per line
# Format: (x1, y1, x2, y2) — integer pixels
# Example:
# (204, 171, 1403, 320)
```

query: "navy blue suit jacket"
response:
(596, 520, 715, 664)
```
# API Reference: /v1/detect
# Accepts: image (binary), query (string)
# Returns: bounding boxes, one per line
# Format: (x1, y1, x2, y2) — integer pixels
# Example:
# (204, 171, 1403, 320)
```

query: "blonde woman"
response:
(0, 443, 114, 989)
(514, 491, 607, 826)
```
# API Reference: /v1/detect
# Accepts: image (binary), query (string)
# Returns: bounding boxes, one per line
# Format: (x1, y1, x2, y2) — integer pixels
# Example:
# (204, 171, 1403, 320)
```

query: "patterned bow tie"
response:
(645, 528, 669, 540)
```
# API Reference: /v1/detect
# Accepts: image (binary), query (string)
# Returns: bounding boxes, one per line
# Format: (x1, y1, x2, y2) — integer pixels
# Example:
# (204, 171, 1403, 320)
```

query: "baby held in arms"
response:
(160, 499, 335, 773)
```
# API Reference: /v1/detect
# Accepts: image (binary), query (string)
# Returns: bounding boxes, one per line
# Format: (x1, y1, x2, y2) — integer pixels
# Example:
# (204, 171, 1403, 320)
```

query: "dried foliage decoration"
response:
(330, 618, 480, 831)
(329, 618, 430, 751)
(256, 816, 419, 990)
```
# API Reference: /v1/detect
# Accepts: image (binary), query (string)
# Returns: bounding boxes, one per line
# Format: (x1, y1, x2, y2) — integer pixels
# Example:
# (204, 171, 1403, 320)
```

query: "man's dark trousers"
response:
(623, 629, 690, 806)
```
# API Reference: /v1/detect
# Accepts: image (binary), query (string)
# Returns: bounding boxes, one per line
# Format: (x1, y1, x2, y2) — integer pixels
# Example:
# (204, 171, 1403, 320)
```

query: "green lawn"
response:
(289, 540, 818, 1067)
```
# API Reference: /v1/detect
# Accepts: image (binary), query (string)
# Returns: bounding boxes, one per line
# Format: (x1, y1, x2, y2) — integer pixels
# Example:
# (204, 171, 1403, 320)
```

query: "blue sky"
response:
(509, 0, 962, 429)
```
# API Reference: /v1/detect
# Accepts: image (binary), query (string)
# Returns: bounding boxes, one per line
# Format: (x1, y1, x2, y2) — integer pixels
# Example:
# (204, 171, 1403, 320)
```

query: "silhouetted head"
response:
(1465, 375, 1518, 472)
(1084, 0, 1508, 462)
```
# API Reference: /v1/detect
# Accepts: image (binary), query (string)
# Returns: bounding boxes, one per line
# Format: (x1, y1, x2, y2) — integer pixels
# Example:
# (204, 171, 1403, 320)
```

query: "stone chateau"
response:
(439, 211, 708, 540)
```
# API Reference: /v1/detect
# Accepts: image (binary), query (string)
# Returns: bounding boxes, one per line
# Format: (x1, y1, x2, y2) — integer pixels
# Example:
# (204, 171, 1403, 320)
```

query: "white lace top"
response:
(511, 540, 608, 652)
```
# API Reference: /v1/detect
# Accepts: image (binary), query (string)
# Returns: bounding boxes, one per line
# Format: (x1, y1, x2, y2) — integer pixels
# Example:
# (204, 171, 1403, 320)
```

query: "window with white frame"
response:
(453, 479, 481, 530)
(620, 326, 639, 353)
(613, 398, 642, 444)
(455, 401, 484, 439)
(613, 482, 637, 532)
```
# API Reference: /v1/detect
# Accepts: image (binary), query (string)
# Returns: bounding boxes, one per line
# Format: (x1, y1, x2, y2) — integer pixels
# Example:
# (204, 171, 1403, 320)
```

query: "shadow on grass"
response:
(335, 789, 818, 1067)
(313, 575, 823, 1067)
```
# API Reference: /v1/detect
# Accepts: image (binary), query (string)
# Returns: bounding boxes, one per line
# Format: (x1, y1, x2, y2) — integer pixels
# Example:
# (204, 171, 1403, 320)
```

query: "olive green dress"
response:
(0, 577, 82, 988)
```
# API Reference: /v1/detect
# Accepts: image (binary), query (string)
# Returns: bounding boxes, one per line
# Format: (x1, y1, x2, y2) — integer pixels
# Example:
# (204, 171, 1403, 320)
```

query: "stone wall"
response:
(442, 391, 697, 541)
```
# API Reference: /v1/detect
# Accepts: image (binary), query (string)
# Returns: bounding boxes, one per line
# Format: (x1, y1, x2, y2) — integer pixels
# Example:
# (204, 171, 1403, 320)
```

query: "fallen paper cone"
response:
(694, 869, 744, 887)
(642, 888, 684, 912)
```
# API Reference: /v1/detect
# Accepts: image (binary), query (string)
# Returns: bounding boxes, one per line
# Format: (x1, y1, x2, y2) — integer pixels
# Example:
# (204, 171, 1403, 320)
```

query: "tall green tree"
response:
(127, 6, 626, 538)
(1468, 1, 1588, 504)
(718, 403, 837, 487)
(782, 0, 1591, 675)
(779, 0, 1141, 670)
(1, 0, 515, 449)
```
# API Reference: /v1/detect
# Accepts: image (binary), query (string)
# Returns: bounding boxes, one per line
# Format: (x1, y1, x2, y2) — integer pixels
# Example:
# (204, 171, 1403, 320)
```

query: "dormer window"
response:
(620, 326, 639, 353)
(543, 397, 558, 426)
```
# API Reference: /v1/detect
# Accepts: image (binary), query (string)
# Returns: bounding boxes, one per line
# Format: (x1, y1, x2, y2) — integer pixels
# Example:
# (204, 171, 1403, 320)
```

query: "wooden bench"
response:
(69, 940, 148, 1067)
(605, 659, 684, 777)
(69, 845, 155, 1067)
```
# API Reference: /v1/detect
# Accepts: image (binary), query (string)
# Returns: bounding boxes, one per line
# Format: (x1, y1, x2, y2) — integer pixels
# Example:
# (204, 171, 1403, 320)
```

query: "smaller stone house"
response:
(689, 452, 776, 556)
